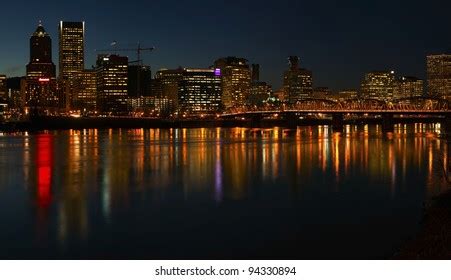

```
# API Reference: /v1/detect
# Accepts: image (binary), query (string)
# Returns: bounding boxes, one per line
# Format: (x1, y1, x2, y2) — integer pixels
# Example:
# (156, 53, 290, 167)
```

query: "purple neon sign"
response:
(214, 68, 221, 76)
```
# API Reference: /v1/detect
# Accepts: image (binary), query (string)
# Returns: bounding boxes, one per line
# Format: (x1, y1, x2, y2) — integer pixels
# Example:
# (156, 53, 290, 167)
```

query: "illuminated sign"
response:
(214, 68, 221, 76)
(39, 78, 50, 82)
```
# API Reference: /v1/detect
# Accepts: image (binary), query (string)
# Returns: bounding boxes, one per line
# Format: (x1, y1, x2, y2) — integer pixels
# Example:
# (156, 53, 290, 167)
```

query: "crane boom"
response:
(95, 43, 155, 65)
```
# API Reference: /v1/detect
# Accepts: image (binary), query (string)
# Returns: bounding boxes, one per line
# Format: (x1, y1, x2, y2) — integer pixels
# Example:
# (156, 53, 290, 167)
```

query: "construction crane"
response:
(96, 42, 155, 65)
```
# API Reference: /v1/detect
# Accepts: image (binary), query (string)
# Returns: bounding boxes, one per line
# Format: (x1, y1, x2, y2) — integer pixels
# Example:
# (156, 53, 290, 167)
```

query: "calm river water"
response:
(0, 124, 449, 259)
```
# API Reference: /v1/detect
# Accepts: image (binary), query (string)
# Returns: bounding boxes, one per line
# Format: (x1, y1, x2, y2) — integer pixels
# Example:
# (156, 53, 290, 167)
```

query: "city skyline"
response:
(0, 0, 449, 91)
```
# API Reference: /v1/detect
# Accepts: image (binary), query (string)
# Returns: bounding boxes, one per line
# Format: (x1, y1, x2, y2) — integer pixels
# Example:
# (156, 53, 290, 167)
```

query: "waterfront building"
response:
(393, 76, 423, 99)
(427, 54, 451, 100)
(96, 54, 128, 115)
(214, 57, 251, 108)
(283, 56, 313, 103)
(72, 69, 97, 111)
(128, 96, 174, 116)
(128, 65, 152, 98)
(178, 68, 222, 114)
(0, 75, 6, 117)
(154, 68, 184, 108)
(59, 21, 85, 82)
(335, 89, 359, 101)
(312, 87, 332, 99)
(360, 71, 396, 101)
(0, 75, 6, 103)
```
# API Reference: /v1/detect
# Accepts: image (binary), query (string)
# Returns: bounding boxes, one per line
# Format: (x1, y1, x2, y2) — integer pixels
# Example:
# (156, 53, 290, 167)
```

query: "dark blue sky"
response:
(0, 0, 449, 90)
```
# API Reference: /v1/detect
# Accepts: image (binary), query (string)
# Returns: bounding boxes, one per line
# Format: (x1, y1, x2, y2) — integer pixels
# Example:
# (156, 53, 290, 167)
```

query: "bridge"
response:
(221, 97, 451, 117)
(219, 97, 451, 131)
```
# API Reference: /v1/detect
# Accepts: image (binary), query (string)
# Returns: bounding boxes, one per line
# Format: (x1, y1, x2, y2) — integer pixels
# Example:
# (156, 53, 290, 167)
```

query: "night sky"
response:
(0, 0, 449, 90)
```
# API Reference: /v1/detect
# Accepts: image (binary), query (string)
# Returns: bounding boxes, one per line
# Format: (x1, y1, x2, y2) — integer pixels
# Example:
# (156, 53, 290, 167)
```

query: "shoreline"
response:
(0, 116, 446, 132)
(394, 188, 451, 259)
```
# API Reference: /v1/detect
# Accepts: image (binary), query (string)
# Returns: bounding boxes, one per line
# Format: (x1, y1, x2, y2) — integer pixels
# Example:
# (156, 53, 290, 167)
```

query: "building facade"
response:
(0, 75, 6, 118)
(178, 68, 222, 114)
(214, 57, 251, 109)
(312, 87, 332, 99)
(427, 54, 451, 100)
(336, 89, 358, 101)
(393, 76, 423, 99)
(360, 71, 396, 100)
(59, 21, 85, 82)
(154, 68, 184, 108)
(72, 69, 97, 111)
(96, 55, 128, 115)
(283, 56, 313, 103)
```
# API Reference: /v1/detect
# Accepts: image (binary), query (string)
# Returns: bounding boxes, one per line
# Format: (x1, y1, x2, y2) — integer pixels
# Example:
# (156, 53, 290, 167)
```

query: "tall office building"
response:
(283, 56, 313, 103)
(0, 75, 6, 102)
(72, 69, 97, 111)
(128, 65, 152, 97)
(96, 54, 128, 115)
(26, 23, 56, 79)
(178, 68, 222, 114)
(427, 54, 451, 100)
(393, 76, 423, 99)
(25, 23, 58, 109)
(0, 75, 6, 117)
(360, 71, 396, 101)
(214, 57, 251, 108)
(59, 21, 85, 82)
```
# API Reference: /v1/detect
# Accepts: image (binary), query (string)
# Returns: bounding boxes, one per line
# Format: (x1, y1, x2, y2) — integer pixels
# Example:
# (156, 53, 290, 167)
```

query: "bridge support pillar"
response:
(382, 114, 394, 132)
(332, 113, 344, 132)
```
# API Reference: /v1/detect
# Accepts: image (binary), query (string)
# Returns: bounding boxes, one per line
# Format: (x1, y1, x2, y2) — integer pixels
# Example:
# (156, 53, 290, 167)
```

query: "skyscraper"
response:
(214, 57, 251, 109)
(25, 23, 58, 110)
(59, 21, 85, 82)
(96, 54, 128, 115)
(283, 56, 313, 103)
(26, 23, 56, 79)
(360, 71, 396, 100)
(128, 65, 152, 97)
(427, 54, 451, 100)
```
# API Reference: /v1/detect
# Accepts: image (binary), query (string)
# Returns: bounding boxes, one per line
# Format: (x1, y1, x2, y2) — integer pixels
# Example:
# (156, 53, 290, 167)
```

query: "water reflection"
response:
(0, 124, 449, 258)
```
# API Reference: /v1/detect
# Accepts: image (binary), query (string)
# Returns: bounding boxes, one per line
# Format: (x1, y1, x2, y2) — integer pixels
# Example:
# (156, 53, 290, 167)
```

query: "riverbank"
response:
(394, 189, 451, 259)
(0, 116, 446, 132)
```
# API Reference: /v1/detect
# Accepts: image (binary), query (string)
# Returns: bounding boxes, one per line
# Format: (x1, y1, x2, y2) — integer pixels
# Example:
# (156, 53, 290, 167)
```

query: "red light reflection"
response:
(36, 134, 53, 208)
